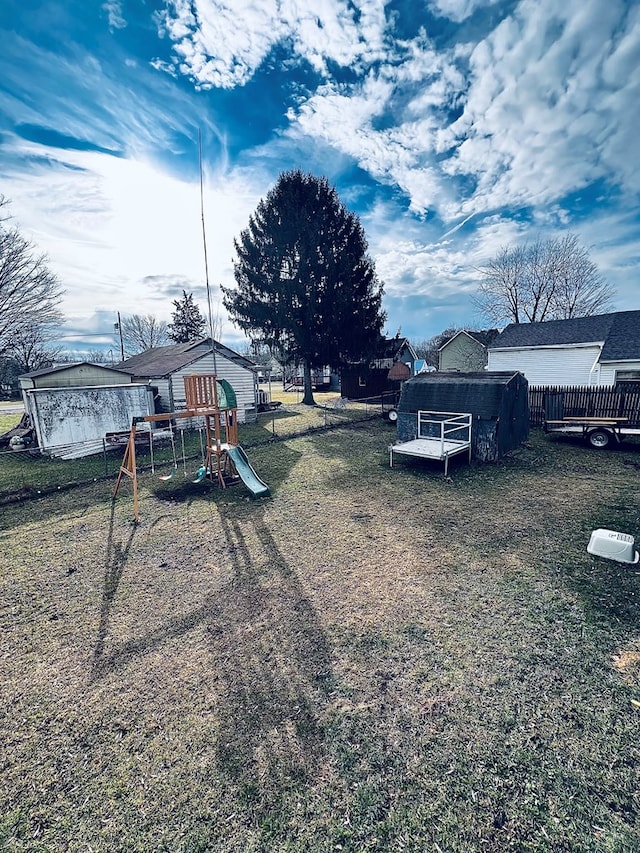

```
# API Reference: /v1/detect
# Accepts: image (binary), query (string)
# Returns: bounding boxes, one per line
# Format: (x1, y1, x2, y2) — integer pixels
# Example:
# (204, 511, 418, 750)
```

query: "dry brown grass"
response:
(1, 424, 639, 851)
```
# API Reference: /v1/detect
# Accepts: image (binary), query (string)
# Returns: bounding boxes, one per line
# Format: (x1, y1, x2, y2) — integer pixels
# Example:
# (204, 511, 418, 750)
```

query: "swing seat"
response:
(193, 466, 210, 483)
(158, 472, 174, 481)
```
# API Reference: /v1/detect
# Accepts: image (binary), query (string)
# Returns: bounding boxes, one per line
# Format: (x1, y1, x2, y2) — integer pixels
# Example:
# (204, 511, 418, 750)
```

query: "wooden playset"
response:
(113, 374, 268, 521)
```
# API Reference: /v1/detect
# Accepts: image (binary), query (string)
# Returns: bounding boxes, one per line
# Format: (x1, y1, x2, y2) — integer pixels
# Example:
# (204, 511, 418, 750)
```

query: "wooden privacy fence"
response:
(529, 384, 640, 427)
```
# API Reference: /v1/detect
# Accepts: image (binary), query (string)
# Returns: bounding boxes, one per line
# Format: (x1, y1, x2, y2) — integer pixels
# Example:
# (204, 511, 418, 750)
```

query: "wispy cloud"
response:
(102, 0, 127, 30)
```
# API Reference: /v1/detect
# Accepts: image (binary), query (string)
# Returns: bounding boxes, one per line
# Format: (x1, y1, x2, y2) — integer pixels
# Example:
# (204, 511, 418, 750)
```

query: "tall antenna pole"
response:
(199, 128, 217, 374)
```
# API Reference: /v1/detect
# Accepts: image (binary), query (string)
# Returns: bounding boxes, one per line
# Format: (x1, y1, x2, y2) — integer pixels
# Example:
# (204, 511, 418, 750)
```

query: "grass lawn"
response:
(1, 423, 639, 852)
(0, 411, 21, 435)
(0, 397, 374, 500)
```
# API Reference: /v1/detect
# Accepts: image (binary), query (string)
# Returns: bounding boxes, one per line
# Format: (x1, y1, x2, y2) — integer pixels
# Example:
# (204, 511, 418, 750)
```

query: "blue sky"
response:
(1, 0, 639, 354)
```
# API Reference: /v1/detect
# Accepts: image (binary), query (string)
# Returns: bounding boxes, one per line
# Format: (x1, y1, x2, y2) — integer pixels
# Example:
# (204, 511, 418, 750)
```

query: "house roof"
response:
(379, 336, 417, 360)
(20, 362, 129, 380)
(411, 371, 522, 386)
(466, 329, 499, 347)
(490, 311, 640, 361)
(439, 329, 499, 350)
(115, 338, 256, 378)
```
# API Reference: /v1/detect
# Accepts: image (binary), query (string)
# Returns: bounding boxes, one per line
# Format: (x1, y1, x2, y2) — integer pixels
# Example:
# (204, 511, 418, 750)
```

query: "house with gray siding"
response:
(487, 311, 640, 387)
(115, 338, 259, 421)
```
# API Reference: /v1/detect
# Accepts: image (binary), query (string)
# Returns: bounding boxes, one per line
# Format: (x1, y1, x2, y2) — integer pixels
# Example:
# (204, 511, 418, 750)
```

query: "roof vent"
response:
(587, 529, 639, 564)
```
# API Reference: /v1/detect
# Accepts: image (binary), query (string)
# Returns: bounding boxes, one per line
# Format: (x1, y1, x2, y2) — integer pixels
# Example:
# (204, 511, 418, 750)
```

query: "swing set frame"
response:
(113, 374, 239, 521)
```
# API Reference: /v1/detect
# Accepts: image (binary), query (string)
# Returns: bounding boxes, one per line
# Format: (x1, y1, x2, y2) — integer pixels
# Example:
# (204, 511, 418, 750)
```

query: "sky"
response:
(1, 0, 639, 356)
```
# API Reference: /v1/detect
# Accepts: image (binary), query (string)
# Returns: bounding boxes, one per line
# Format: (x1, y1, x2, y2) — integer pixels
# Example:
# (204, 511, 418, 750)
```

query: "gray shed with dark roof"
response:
(397, 371, 529, 462)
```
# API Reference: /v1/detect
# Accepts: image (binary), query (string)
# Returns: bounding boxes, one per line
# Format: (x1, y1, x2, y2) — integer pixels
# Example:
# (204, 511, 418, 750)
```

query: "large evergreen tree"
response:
(167, 290, 206, 343)
(222, 170, 386, 404)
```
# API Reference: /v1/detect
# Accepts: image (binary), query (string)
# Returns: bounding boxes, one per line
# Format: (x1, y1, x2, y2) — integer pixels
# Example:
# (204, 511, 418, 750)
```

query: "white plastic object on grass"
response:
(587, 529, 639, 564)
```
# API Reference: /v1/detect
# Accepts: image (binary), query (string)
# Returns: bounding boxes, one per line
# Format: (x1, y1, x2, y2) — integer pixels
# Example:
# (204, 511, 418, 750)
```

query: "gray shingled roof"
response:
(115, 338, 256, 378)
(439, 329, 499, 350)
(466, 329, 499, 347)
(490, 311, 640, 360)
(378, 336, 415, 359)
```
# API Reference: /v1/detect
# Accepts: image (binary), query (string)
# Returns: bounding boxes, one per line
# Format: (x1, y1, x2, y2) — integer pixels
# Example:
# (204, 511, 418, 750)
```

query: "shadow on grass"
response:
(91, 503, 138, 678)
(212, 511, 333, 817)
(146, 440, 302, 503)
(89, 504, 332, 821)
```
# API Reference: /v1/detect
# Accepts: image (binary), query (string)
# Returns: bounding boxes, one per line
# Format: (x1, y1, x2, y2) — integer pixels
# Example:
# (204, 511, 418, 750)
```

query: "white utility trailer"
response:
(544, 416, 640, 449)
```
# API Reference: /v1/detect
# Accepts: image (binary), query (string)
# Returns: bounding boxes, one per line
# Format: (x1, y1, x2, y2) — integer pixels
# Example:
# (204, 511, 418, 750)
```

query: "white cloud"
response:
(0, 136, 268, 344)
(157, 0, 389, 88)
(427, 0, 502, 24)
(439, 0, 640, 215)
(102, 1, 127, 30)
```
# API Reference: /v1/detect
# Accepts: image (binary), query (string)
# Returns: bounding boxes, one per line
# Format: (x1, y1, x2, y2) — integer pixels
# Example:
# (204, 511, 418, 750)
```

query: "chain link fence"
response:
(0, 396, 393, 503)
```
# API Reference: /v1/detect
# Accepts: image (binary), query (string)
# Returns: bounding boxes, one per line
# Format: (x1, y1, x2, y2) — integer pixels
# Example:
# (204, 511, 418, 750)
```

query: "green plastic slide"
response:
(216, 379, 237, 410)
(226, 445, 270, 498)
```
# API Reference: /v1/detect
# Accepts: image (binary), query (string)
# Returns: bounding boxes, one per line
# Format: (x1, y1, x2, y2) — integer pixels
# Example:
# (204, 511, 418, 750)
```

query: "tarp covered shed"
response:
(397, 371, 529, 462)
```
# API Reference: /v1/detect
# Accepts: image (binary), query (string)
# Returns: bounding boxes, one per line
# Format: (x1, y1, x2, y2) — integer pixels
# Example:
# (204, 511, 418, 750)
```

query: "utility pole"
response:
(114, 312, 124, 361)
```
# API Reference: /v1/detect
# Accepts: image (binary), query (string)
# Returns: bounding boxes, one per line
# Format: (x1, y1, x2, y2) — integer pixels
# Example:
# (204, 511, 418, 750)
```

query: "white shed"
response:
(25, 384, 155, 457)
(115, 338, 259, 422)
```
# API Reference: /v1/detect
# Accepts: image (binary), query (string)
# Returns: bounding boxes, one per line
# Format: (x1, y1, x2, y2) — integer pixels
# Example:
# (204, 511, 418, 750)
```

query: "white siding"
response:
(488, 344, 602, 386)
(599, 360, 640, 384)
(170, 353, 257, 423)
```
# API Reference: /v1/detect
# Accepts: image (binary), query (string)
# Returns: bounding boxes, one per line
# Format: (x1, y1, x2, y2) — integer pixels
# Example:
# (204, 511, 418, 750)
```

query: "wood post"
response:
(113, 420, 140, 522)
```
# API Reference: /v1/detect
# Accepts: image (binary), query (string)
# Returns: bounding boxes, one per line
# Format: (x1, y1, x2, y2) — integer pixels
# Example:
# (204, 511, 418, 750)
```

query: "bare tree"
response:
(475, 234, 615, 325)
(0, 196, 65, 359)
(551, 234, 614, 319)
(8, 322, 63, 373)
(120, 314, 169, 355)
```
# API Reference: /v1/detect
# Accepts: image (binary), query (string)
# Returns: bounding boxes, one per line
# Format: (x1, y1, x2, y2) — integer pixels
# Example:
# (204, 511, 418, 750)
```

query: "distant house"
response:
(341, 337, 418, 399)
(115, 338, 259, 421)
(261, 355, 284, 381)
(438, 329, 498, 372)
(487, 311, 640, 387)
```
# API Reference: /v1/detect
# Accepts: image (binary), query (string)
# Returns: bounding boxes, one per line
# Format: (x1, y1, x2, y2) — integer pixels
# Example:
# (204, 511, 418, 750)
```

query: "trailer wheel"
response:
(588, 428, 611, 449)
(387, 408, 398, 423)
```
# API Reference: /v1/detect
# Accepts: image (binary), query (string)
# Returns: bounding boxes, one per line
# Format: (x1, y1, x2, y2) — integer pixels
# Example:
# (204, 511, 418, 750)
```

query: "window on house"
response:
(616, 370, 640, 383)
